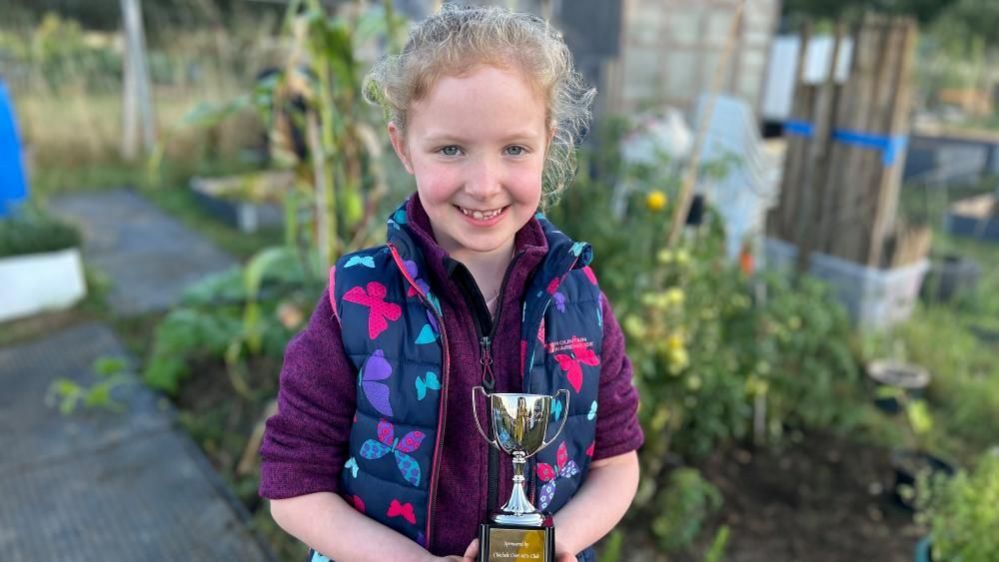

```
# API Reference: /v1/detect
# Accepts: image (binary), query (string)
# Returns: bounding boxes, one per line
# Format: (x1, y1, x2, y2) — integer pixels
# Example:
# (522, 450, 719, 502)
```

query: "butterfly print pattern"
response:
(536, 442, 580, 510)
(387, 499, 417, 525)
(359, 350, 393, 416)
(415, 372, 440, 400)
(343, 281, 402, 340)
(554, 337, 600, 393)
(360, 419, 426, 487)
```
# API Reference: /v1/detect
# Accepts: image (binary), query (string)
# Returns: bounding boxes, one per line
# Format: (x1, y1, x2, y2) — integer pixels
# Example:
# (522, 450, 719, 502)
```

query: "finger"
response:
(462, 538, 480, 560)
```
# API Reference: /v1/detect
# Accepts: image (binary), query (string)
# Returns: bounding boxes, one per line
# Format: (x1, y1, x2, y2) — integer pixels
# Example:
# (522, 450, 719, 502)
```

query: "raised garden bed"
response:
(0, 208, 86, 322)
(190, 171, 293, 233)
(946, 194, 999, 243)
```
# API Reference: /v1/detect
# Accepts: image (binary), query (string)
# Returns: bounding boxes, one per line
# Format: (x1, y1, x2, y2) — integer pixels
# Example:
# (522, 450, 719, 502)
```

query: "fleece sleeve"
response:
(592, 292, 645, 461)
(258, 288, 357, 499)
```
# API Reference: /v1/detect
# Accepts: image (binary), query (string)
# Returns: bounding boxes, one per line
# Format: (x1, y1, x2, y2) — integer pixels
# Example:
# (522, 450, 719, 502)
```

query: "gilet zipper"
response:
(387, 244, 450, 551)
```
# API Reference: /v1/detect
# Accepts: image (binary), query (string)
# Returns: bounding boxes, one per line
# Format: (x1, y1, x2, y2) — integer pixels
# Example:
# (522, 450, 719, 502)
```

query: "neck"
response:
(451, 242, 516, 303)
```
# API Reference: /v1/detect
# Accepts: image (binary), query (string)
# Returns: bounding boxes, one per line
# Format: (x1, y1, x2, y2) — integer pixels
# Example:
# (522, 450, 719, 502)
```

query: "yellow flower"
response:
(675, 249, 689, 266)
(666, 333, 684, 351)
(646, 190, 667, 211)
(657, 249, 674, 264)
(667, 347, 689, 373)
(623, 315, 647, 339)
(664, 288, 685, 306)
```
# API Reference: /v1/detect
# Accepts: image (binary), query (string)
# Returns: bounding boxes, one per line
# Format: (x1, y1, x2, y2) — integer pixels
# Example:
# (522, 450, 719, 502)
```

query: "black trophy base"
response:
(478, 521, 555, 562)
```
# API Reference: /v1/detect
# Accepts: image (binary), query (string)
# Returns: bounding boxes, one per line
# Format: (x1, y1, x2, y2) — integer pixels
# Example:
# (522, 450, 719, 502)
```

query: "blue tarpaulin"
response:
(0, 79, 28, 217)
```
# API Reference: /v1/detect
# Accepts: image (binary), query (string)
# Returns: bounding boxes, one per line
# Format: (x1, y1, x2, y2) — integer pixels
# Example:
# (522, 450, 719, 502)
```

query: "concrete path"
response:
(49, 188, 238, 315)
(0, 323, 276, 562)
(0, 189, 277, 561)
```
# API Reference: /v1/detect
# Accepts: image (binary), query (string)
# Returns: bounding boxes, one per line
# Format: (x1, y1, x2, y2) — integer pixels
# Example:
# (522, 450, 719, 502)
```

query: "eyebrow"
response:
(421, 131, 543, 144)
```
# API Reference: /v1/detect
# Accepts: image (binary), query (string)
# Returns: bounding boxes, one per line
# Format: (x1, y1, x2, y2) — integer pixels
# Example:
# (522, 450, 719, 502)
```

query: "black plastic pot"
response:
(867, 360, 931, 415)
(890, 449, 956, 511)
(920, 254, 981, 303)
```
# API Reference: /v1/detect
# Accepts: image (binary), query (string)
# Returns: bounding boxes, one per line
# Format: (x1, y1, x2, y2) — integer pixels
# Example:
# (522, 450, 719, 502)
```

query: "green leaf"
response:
(93, 356, 126, 378)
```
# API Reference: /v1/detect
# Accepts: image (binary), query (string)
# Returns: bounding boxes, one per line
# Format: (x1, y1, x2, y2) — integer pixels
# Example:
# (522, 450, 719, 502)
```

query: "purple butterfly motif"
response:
(360, 419, 426, 487)
(403, 260, 432, 297)
(536, 442, 579, 510)
(360, 350, 393, 416)
(553, 291, 567, 313)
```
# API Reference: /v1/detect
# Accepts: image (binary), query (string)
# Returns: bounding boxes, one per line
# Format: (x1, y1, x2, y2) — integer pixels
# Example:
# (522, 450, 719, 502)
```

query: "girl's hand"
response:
(461, 538, 577, 562)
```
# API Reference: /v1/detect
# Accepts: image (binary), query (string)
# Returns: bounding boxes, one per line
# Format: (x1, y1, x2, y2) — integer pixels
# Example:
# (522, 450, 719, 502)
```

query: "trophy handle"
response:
(541, 389, 571, 450)
(471, 386, 498, 448)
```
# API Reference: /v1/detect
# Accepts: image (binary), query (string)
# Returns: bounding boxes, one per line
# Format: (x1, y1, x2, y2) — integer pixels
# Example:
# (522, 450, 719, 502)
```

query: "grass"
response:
(865, 180, 999, 465)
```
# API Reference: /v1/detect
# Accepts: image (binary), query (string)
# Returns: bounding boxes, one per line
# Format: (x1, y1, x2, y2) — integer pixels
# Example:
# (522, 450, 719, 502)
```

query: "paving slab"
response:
(49, 189, 238, 315)
(0, 323, 276, 562)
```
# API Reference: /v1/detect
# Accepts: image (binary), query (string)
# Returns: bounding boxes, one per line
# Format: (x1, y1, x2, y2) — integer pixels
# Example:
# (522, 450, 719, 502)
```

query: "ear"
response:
(388, 122, 414, 174)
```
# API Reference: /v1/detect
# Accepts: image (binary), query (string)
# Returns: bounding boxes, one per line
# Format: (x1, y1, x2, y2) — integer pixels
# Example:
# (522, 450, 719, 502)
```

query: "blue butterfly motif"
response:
(551, 398, 564, 422)
(392, 209, 408, 225)
(345, 457, 359, 478)
(345, 255, 375, 268)
(416, 372, 441, 400)
(310, 552, 331, 562)
(570, 242, 586, 257)
(587, 400, 598, 421)
(360, 420, 425, 487)
(596, 305, 603, 328)
(415, 324, 437, 345)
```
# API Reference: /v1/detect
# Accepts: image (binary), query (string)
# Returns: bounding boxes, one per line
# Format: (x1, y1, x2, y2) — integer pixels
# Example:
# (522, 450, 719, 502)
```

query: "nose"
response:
(464, 156, 503, 200)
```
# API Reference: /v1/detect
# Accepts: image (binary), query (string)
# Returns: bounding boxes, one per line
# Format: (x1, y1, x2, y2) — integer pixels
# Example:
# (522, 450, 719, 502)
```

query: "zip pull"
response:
(480, 336, 495, 391)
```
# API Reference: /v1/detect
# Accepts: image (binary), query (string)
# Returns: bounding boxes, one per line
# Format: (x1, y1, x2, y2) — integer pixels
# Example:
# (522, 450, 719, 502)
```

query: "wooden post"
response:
(794, 22, 845, 274)
(768, 23, 811, 243)
(868, 18, 917, 267)
(828, 14, 883, 263)
(120, 0, 156, 160)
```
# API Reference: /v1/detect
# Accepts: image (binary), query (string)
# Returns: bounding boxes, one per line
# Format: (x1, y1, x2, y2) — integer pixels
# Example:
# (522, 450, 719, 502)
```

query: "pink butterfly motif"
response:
(582, 266, 598, 285)
(387, 499, 416, 525)
(547, 278, 561, 295)
(351, 495, 366, 513)
(359, 350, 393, 416)
(554, 337, 600, 393)
(360, 419, 426, 487)
(343, 281, 402, 340)
(536, 442, 579, 510)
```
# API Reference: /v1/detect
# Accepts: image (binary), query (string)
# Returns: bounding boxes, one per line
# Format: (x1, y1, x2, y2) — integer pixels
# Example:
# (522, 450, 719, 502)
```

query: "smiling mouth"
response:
(456, 206, 507, 220)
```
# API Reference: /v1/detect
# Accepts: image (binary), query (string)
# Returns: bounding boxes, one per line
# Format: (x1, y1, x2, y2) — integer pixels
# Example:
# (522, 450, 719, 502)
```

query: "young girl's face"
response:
(389, 64, 550, 262)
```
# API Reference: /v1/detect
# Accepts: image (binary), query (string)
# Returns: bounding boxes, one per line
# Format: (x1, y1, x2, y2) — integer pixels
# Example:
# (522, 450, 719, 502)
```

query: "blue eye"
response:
(505, 146, 526, 156)
(440, 145, 461, 156)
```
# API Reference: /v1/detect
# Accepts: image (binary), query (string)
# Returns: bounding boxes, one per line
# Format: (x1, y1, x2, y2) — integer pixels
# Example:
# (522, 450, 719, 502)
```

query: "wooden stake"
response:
(667, 0, 746, 248)
(120, 0, 156, 160)
(794, 22, 846, 273)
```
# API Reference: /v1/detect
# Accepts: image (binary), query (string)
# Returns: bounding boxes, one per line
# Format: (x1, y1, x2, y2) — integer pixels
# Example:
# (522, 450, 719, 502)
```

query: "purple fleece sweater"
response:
(259, 195, 644, 556)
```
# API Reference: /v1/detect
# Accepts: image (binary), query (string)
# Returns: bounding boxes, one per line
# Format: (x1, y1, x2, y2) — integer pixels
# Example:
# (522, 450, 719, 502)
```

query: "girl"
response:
(260, 6, 643, 562)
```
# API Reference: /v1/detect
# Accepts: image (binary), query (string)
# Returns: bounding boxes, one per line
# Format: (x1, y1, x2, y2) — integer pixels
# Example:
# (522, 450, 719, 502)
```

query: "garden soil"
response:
(631, 431, 927, 562)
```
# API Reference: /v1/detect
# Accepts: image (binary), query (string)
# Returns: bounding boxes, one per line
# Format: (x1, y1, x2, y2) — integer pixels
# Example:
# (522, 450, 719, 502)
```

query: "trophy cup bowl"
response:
(473, 388, 570, 562)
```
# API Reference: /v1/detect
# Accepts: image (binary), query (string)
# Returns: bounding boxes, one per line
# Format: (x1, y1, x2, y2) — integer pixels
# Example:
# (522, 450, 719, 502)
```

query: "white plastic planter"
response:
(764, 238, 928, 330)
(0, 248, 87, 322)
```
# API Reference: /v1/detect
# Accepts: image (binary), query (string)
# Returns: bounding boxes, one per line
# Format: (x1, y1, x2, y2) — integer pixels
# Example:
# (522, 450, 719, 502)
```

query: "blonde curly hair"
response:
(363, 4, 595, 207)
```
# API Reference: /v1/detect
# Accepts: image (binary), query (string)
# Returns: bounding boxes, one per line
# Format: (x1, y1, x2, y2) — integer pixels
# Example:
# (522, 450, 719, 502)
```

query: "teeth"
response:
(460, 207, 503, 220)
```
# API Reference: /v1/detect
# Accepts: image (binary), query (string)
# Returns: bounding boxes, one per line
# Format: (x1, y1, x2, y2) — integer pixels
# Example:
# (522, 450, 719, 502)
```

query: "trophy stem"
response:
(494, 451, 544, 526)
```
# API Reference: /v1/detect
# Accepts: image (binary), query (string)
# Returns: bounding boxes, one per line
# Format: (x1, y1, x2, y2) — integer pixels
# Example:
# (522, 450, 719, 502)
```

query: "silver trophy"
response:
(472, 388, 570, 527)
